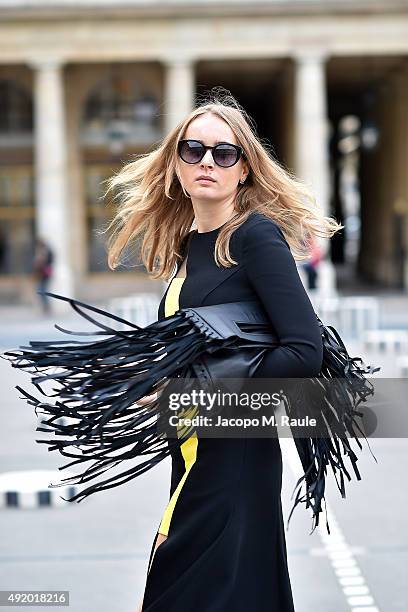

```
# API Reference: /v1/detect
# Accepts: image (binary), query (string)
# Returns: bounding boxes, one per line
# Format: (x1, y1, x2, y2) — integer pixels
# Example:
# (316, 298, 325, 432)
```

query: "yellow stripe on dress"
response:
(158, 277, 198, 537)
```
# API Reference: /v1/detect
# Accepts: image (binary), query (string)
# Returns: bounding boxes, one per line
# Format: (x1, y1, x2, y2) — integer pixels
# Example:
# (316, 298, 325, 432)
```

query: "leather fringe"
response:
(284, 317, 380, 534)
(1, 292, 223, 503)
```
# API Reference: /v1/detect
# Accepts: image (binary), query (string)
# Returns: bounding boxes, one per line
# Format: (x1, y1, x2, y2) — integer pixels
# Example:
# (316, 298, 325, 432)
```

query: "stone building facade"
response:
(1, 0, 408, 303)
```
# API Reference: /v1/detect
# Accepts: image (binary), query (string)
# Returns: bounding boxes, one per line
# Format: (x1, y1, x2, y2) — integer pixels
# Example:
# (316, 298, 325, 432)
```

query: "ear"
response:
(241, 159, 250, 182)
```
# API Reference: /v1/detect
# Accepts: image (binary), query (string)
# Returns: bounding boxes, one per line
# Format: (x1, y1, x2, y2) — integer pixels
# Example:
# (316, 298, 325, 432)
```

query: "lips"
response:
(196, 176, 216, 182)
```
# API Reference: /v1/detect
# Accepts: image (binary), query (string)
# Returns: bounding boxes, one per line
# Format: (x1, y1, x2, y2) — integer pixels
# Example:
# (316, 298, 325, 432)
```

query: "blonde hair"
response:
(102, 88, 342, 280)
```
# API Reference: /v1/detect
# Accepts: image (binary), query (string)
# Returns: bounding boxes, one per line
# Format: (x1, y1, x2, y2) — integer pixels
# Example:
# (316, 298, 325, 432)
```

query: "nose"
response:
(200, 149, 214, 167)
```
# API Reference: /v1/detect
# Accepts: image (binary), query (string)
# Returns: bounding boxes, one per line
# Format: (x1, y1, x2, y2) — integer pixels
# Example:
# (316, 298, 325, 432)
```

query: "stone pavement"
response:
(0, 292, 407, 611)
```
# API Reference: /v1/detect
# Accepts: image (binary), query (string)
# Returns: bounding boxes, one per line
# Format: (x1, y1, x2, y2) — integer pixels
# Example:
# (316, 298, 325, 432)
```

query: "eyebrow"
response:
(191, 139, 234, 145)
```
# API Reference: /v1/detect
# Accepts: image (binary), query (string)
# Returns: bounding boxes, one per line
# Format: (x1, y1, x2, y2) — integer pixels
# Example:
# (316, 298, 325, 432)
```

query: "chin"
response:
(190, 188, 219, 199)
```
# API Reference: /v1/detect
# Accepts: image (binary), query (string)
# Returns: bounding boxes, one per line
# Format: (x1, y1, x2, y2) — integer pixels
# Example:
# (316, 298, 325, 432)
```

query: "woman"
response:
(300, 232, 323, 290)
(104, 91, 341, 611)
(33, 238, 54, 314)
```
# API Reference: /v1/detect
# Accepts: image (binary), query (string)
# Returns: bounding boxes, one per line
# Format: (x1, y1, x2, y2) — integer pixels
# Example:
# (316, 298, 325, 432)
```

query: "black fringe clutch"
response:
(1, 291, 380, 534)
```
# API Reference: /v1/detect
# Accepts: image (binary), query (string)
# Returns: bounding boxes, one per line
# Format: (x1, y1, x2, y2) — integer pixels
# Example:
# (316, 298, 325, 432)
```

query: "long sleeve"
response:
(243, 216, 323, 377)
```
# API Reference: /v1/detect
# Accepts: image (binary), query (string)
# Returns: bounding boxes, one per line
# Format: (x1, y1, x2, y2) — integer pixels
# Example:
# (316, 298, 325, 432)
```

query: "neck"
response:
(191, 196, 236, 233)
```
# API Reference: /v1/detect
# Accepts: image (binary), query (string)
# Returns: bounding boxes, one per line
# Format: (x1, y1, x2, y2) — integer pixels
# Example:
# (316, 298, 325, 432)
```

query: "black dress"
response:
(141, 211, 323, 611)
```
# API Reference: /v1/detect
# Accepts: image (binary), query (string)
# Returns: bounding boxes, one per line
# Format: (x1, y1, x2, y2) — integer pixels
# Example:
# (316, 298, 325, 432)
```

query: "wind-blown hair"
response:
(103, 89, 342, 279)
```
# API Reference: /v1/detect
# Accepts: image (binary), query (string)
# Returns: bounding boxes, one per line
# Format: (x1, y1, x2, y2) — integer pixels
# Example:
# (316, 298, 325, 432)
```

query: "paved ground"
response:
(0, 293, 407, 611)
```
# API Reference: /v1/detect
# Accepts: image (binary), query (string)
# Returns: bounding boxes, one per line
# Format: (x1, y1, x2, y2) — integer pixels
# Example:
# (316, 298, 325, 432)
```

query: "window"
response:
(0, 167, 35, 274)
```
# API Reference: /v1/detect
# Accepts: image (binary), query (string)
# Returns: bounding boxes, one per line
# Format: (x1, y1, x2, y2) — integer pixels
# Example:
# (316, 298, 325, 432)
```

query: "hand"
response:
(136, 391, 159, 406)
(136, 380, 169, 407)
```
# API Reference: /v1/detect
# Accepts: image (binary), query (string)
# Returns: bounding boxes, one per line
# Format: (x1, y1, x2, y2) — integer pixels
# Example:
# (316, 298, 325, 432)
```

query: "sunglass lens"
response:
(179, 141, 204, 163)
(213, 145, 239, 167)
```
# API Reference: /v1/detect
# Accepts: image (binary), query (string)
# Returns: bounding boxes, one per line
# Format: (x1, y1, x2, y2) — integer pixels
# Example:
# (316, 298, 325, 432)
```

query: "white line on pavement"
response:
(280, 437, 381, 612)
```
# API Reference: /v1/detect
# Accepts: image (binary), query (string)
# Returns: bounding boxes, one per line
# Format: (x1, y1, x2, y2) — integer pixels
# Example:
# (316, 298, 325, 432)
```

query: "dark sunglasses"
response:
(177, 139, 247, 168)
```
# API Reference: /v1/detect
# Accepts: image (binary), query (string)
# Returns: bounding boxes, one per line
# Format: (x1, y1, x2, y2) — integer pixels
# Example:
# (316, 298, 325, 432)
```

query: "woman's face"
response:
(176, 113, 249, 203)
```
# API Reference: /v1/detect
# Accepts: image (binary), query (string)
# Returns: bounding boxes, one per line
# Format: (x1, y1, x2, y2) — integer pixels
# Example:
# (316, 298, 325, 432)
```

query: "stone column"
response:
(293, 50, 335, 295)
(31, 58, 74, 311)
(163, 58, 196, 134)
(393, 68, 408, 291)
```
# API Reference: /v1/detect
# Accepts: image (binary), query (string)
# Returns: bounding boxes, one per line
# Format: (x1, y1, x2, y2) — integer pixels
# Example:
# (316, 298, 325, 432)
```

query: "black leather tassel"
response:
(283, 318, 380, 535)
(0, 292, 276, 504)
(1, 293, 217, 502)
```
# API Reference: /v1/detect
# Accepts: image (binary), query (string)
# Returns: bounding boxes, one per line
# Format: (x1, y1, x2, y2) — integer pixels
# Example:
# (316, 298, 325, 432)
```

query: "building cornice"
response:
(0, 1, 407, 22)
